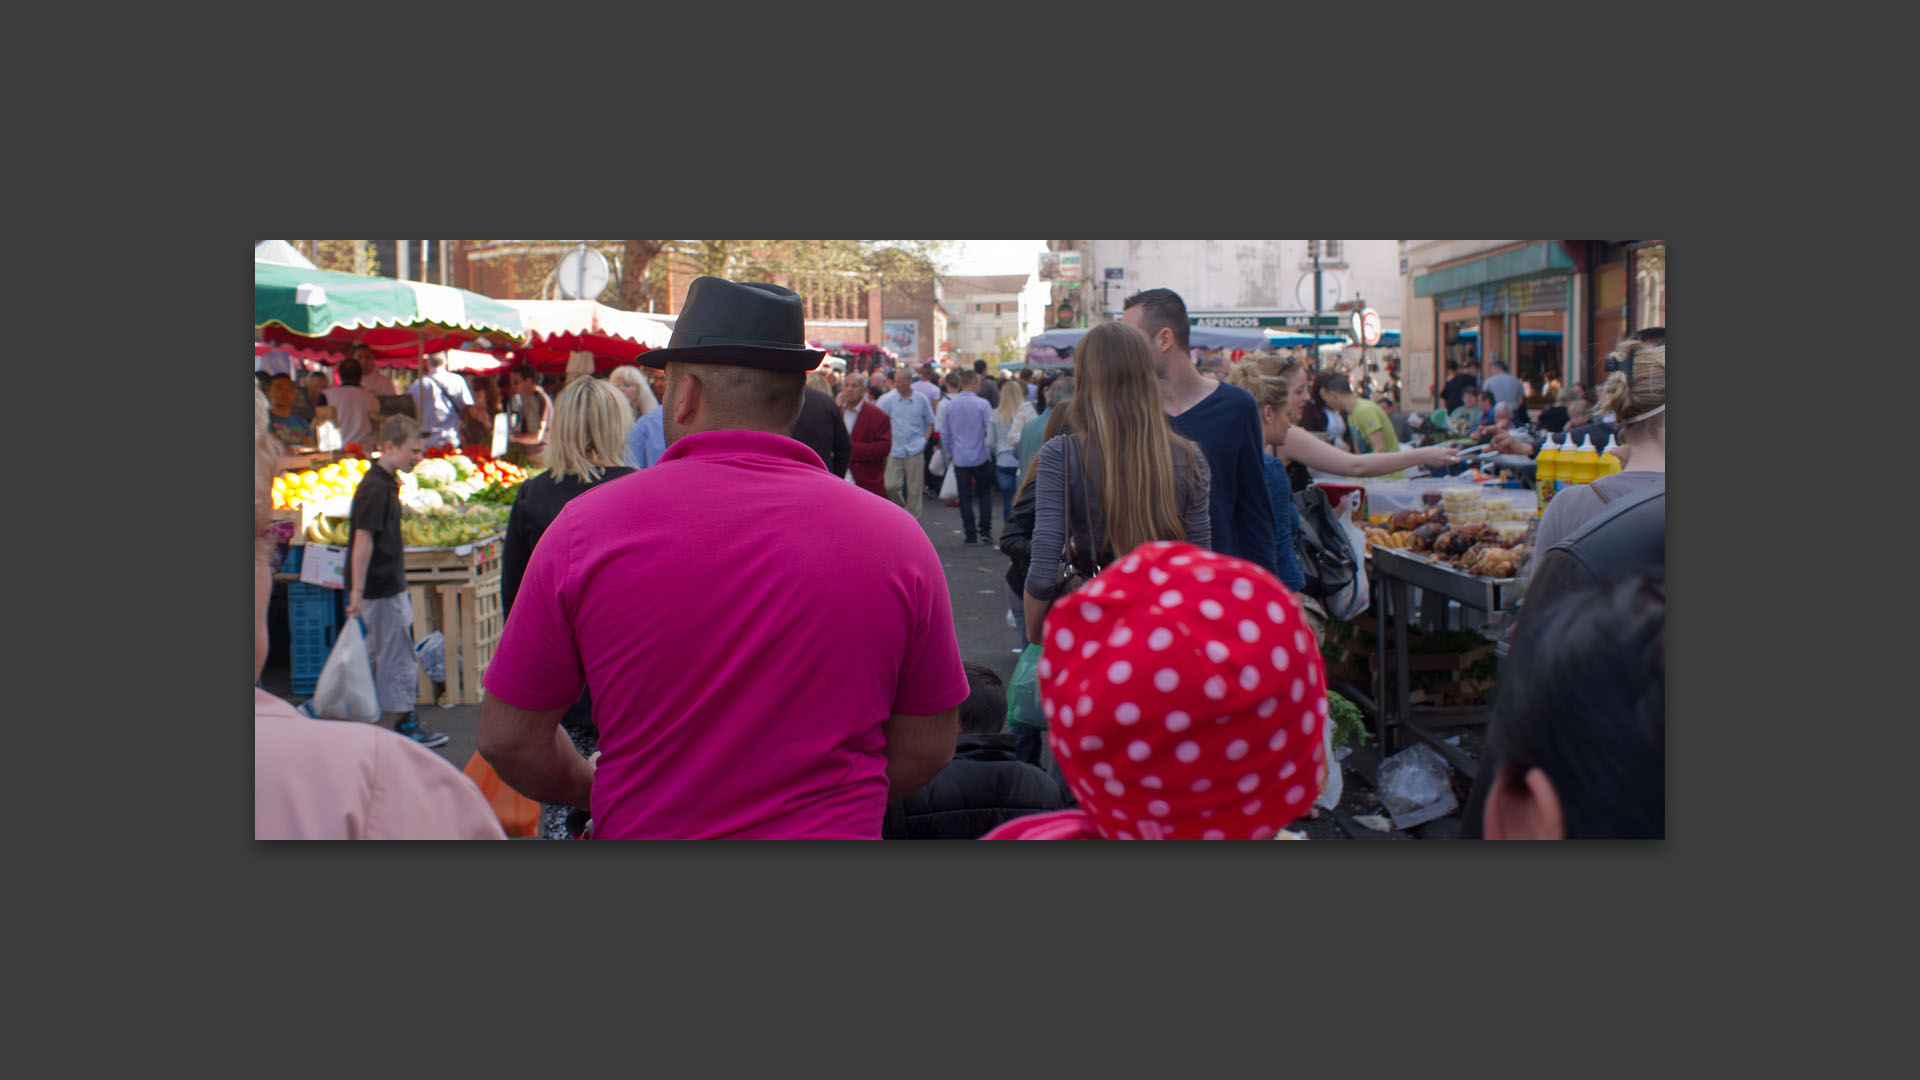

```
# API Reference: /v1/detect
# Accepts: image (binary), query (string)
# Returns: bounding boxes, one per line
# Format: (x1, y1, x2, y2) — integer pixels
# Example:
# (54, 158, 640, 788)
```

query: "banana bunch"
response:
(305, 516, 353, 546)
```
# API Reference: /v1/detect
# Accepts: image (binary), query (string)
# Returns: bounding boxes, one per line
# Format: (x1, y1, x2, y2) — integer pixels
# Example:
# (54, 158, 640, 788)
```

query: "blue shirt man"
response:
(1481, 364, 1524, 410)
(880, 380, 937, 458)
(626, 406, 666, 468)
(938, 385, 994, 468)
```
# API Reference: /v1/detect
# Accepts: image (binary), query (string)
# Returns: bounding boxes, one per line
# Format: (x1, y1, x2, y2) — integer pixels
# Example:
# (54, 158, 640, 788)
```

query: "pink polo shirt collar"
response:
(657, 428, 826, 470)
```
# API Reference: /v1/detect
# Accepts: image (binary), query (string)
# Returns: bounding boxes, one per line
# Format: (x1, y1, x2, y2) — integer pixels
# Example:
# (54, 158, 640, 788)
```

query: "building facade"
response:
(1042, 240, 1402, 341)
(938, 272, 1049, 369)
(1398, 240, 1667, 412)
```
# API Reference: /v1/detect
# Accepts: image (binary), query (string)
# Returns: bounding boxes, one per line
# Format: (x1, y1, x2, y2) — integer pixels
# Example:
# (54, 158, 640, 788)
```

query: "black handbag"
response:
(1292, 484, 1358, 603)
(1055, 436, 1106, 596)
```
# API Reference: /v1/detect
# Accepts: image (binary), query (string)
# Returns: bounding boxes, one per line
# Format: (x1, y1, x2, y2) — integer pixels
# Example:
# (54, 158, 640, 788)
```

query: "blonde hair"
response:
(1066, 320, 1202, 557)
(607, 365, 657, 417)
(806, 370, 832, 395)
(1226, 352, 1291, 413)
(545, 377, 634, 484)
(1598, 336, 1667, 442)
(995, 378, 1024, 424)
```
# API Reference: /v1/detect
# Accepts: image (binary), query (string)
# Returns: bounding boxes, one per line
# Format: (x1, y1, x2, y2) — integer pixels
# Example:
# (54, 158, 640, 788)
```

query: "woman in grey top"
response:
(1024, 321, 1211, 644)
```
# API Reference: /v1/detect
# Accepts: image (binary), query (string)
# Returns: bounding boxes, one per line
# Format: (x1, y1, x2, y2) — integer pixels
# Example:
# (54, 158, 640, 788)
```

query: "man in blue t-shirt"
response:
(1121, 288, 1277, 578)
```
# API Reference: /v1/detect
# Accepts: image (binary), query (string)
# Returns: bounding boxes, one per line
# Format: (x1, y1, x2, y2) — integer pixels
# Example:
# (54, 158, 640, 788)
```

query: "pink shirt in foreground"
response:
(254, 689, 505, 840)
(484, 429, 969, 839)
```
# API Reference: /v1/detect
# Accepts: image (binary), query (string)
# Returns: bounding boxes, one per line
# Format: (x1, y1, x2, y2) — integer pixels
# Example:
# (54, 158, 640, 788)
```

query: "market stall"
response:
(270, 442, 534, 704)
(254, 261, 526, 369)
(491, 299, 673, 373)
(1315, 475, 1541, 782)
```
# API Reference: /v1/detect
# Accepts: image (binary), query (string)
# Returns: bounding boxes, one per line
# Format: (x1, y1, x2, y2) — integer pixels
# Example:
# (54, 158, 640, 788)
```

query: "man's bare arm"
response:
(478, 692, 593, 809)
(881, 708, 959, 802)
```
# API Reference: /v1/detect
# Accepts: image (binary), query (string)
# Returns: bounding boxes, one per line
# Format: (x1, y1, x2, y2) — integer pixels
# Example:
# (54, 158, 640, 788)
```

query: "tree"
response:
(993, 334, 1026, 372)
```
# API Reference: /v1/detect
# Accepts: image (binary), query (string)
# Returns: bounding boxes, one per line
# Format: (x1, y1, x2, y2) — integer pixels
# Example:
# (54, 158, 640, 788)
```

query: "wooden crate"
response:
(404, 534, 505, 706)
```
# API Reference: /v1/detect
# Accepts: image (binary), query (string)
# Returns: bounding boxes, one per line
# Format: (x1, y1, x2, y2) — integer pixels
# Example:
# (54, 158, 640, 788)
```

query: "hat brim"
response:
(640, 344, 826, 373)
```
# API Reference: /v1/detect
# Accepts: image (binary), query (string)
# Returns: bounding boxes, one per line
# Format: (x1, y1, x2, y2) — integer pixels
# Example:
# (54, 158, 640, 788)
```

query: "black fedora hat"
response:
(639, 276, 825, 373)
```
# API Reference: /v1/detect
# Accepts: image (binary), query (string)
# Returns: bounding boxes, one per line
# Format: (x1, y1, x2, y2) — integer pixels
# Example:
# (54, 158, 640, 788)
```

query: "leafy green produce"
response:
(1327, 691, 1368, 749)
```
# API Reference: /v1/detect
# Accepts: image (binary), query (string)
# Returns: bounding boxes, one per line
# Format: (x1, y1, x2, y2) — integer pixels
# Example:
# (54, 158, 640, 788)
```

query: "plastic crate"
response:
(288, 582, 339, 694)
(279, 546, 303, 576)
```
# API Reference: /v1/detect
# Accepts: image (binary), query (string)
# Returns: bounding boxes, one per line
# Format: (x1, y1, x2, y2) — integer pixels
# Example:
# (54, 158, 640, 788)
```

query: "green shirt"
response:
(1347, 399, 1403, 478)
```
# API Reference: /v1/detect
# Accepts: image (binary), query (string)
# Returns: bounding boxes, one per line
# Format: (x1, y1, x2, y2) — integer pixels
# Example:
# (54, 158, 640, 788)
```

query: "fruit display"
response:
(275, 450, 530, 550)
(401, 504, 511, 548)
(271, 457, 371, 510)
(273, 452, 529, 510)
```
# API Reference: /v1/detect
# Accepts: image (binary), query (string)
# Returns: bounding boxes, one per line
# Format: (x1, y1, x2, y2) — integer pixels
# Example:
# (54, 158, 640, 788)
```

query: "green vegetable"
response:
(1327, 691, 1368, 749)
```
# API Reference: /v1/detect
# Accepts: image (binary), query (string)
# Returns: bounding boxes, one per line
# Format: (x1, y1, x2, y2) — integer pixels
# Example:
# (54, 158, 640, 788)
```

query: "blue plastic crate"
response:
(288, 582, 340, 695)
(280, 546, 303, 576)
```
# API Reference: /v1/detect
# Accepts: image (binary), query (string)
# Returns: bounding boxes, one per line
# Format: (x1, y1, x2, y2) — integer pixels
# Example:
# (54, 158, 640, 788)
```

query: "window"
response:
(1322, 240, 1342, 261)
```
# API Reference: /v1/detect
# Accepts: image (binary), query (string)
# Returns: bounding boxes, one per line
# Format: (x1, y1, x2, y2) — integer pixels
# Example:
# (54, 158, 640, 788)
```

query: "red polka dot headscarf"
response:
(1003, 541, 1328, 840)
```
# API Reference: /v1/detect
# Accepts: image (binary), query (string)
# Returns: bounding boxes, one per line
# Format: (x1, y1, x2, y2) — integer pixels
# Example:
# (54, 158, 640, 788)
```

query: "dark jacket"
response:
(790, 387, 851, 477)
(998, 461, 1040, 595)
(881, 733, 1067, 839)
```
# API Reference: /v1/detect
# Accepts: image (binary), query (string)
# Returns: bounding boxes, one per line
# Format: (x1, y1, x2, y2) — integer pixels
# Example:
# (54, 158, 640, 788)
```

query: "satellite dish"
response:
(556, 246, 610, 300)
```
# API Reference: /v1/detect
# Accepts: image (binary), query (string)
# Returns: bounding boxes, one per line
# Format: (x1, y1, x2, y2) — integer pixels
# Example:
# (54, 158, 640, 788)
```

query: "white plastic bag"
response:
(414, 630, 446, 683)
(938, 465, 958, 503)
(311, 617, 381, 724)
(1322, 492, 1371, 621)
(927, 447, 948, 476)
(1314, 706, 1345, 812)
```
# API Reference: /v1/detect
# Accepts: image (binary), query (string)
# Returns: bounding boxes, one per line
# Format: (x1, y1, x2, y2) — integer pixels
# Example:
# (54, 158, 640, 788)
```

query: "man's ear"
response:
(1482, 767, 1566, 840)
(671, 369, 701, 428)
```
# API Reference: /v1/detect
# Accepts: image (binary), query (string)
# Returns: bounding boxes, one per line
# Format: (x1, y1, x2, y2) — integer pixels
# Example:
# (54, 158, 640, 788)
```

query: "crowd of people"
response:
(255, 276, 1665, 841)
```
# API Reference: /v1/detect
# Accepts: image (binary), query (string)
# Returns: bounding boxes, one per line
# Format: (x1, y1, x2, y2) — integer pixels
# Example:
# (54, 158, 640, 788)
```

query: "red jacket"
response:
(849, 402, 891, 495)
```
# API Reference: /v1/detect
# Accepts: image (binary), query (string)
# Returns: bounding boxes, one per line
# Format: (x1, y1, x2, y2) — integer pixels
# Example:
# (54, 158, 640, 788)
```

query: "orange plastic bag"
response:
(462, 752, 542, 838)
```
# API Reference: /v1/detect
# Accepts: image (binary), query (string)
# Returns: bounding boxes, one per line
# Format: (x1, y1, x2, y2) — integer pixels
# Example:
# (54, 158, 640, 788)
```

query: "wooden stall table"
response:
(1364, 546, 1525, 781)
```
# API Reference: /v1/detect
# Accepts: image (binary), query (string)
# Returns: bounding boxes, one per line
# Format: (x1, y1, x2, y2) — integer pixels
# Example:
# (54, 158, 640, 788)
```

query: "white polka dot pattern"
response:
(1026, 541, 1328, 841)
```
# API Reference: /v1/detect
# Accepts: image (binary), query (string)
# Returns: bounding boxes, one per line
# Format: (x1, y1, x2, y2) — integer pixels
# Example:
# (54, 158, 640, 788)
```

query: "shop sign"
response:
(1058, 252, 1082, 281)
(1189, 313, 1346, 329)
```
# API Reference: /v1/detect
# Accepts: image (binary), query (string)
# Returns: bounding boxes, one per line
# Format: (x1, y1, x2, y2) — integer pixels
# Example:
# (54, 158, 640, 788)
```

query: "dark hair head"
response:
(973, 359, 988, 373)
(267, 373, 293, 387)
(1491, 359, 1509, 372)
(337, 357, 363, 386)
(1317, 372, 1352, 397)
(959, 663, 1007, 735)
(1446, 359, 1459, 373)
(1487, 572, 1665, 838)
(1478, 389, 1496, 405)
(512, 363, 539, 385)
(1122, 288, 1190, 352)
(868, 382, 886, 401)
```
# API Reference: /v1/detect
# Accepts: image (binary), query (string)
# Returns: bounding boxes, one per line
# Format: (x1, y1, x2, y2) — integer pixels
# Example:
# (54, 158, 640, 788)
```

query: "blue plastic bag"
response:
(1006, 642, 1045, 730)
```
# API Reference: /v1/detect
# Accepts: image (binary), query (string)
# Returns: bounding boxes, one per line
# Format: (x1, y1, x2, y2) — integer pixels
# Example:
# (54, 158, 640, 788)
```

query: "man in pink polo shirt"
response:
(478, 277, 967, 839)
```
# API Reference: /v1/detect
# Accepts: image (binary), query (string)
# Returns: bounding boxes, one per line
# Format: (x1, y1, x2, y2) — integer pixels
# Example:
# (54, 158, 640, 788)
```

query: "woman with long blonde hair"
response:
(500, 376, 637, 838)
(1022, 320, 1211, 643)
(988, 375, 1038, 519)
